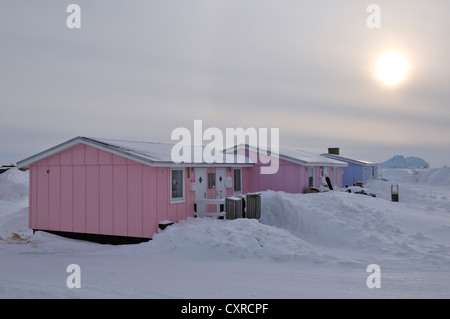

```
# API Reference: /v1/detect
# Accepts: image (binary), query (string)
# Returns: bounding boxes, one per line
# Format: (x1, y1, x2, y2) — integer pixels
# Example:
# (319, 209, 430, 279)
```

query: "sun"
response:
(376, 51, 409, 86)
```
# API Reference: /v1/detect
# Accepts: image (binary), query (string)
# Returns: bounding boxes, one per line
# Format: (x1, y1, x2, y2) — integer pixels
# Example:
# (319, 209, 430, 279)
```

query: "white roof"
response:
(278, 148, 347, 166)
(227, 144, 347, 167)
(321, 153, 381, 166)
(17, 137, 253, 169)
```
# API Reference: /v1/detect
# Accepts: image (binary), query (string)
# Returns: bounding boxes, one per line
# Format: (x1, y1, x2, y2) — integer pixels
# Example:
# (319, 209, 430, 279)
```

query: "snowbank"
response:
(0, 168, 28, 201)
(146, 217, 324, 262)
(260, 191, 401, 251)
(260, 188, 450, 269)
(0, 168, 30, 243)
(416, 166, 450, 186)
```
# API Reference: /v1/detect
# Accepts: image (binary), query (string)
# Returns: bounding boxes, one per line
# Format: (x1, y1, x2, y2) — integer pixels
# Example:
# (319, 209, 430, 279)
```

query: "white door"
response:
(195, 168, 207, 214)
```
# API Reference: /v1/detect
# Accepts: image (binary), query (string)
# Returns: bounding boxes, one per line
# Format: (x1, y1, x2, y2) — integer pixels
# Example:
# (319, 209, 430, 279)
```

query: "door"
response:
(195, 168, 207, 214)
(195, 168, 226, 215)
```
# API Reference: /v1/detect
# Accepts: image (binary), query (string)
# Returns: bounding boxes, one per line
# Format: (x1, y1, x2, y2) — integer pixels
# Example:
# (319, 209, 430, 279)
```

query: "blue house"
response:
(321, 148, 381, 187)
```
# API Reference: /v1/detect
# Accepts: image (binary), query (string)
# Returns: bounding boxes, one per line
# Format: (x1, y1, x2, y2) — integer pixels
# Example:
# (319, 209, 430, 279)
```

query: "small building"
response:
(321, 148, 381, 187)
(228, 144, 348, 194)
(16, 137, 252, 242)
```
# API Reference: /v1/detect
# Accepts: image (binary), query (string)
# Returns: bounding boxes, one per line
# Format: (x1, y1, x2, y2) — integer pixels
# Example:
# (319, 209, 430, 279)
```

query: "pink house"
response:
(228, 144, 347, 194)
(17, 137, 253, 243)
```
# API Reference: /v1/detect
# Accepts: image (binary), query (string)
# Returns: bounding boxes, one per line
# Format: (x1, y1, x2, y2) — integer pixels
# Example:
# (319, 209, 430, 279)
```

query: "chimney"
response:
(328, 147, 340, 155)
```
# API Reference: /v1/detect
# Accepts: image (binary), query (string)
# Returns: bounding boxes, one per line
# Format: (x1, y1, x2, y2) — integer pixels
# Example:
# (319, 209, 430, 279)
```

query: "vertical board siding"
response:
(127, 165, 143, 238)
(156, 168, 167, 223)
(283, 163, 297, 193)
(60, 166, 73, 232)
(72, 144, 85, 165)
(113, 165, 128, 236)
(98, 149, 112, 165)
(85, 146, 98, 165)
(168, 204, 177, 223)
(30, 143, 196, 239)
(113, 154, 127, 165)
(143, 166, 157, 238)
(73, 166, 86, 233)
(99, 165, 113, 235)
(245, 149, 310, 194)
(86, 165, 100, 234)
(241, 167, 250, 194)
(29, 166, 38, 229)
(59, 148, 72, 165)
(48, 154, 60, 166)
(36, 166, 49, 229)
(48, 166, 61, 230)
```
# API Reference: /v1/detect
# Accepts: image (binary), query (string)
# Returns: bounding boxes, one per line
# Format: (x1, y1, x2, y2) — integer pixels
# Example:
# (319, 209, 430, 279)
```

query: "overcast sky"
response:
(1, 1, 449, 167)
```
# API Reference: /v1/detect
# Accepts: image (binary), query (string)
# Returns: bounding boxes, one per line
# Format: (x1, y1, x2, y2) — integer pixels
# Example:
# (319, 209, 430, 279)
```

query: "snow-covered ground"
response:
(1, 167, 449, 298)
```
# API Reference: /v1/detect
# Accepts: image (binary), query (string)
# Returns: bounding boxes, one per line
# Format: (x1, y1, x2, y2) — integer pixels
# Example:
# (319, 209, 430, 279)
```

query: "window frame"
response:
(170, 167, 185, 204)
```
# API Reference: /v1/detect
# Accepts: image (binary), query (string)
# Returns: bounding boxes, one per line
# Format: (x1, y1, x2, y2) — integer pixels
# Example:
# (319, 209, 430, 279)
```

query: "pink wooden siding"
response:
(243, 149, 343, 194)
(241, 167, 251, 194)
(60, 166, 72, 231)
(29, 144, 195, 239)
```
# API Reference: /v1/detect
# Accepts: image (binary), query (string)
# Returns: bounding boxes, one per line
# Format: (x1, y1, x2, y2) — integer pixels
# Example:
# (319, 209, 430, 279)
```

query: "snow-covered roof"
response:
(321, 153, 381, 166)
(227, 144, 347, 167)
(280, 148, 347, 166)
(16, 137, 253, 169)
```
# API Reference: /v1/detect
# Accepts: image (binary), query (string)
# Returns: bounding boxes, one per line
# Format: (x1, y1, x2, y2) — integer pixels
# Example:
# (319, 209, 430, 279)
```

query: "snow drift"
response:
(147, 217, 324, 262)
(416, 166, 450, 186)
(0, 169, 30, 244)
(0, 168, 28, 201)
(260, 191, 401, 251)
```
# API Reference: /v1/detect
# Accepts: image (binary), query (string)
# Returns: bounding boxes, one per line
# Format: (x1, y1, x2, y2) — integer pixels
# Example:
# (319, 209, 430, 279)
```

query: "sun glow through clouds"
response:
(376, 51, 409, 86)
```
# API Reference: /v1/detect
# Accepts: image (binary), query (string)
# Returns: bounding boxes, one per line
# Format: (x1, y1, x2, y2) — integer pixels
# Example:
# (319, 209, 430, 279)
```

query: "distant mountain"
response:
(382, 155, 429, 169)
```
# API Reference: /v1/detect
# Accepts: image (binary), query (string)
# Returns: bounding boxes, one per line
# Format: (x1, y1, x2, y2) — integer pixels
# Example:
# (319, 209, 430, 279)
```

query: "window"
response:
(308, 167, 314, 187)
(371, 166, 377, 178)
(170, 168, 185, 203)
(208, 172, 215, 189)
(233, 168, 242, 193)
